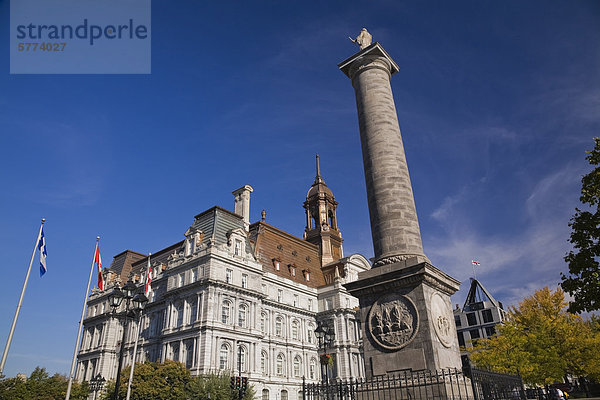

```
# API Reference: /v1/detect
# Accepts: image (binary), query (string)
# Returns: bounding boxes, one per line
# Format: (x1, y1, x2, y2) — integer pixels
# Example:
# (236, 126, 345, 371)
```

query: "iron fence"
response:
(302, 367, 526, 400)
(469, 367, 525, 400)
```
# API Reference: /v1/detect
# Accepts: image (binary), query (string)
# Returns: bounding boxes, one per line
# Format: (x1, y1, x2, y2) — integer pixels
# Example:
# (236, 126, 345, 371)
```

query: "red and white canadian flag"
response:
(145, 255, 152, 295)
(94, 243, 103, 291)
(471, 260, 481, 266)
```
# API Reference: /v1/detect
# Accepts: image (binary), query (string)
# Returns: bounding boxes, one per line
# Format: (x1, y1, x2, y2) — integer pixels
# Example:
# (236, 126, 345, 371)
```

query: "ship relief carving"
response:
(367, 293, 419, 351)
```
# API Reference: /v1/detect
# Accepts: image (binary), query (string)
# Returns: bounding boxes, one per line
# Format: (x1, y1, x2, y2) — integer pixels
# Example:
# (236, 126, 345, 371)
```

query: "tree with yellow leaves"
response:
(468, 287, 600, 386)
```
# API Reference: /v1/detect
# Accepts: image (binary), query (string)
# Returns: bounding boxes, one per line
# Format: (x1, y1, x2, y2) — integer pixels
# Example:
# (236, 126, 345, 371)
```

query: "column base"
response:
(344, 260, 462, 376)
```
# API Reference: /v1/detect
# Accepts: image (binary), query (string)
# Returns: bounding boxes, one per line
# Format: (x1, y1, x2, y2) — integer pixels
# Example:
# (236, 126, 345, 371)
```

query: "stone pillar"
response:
(340, 41, 462, 376)
(339, 44, 428, 267)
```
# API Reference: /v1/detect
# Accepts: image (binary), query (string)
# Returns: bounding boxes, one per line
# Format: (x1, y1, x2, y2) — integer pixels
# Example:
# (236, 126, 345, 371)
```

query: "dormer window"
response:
(289, 264, 296, 277)
(303, 269, 310, 282)
(273, 258, 280, 271)
(234, 239, 242, 256)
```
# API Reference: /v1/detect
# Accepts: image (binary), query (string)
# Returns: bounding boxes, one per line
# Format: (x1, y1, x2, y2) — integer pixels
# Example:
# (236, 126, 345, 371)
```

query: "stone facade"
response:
(76, 170, 370, 400)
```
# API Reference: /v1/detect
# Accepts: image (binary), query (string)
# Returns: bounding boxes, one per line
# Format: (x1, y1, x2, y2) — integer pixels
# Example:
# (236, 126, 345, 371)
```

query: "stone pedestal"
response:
(345, 258, 462, 376)
(339, 40, 462, 376)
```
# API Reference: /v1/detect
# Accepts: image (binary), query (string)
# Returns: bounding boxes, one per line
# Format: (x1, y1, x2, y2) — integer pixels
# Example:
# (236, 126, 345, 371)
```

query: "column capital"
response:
(338, 42, 399, 79)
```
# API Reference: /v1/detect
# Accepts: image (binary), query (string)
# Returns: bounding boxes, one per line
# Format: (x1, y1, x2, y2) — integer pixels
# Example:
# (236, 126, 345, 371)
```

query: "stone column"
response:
(340, 41, 462, 376)
(339, 44, 428, 267)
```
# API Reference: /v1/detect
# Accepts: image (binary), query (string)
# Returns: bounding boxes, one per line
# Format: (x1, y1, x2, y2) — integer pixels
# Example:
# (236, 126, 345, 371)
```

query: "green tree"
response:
(187, 373, 255, 400)
(562, 137, 600, 313)
(101, 360, 256, 400)
(0, 367, 88, 400)
(469, 287, 600, 385)
(101, 360, 191, 400)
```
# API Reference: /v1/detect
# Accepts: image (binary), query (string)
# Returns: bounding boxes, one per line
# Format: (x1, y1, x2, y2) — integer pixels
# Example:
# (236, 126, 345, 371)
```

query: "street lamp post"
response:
(314, 321, 335, 385)
(108, 282, 148, 400)
(89, 374, 106, 400)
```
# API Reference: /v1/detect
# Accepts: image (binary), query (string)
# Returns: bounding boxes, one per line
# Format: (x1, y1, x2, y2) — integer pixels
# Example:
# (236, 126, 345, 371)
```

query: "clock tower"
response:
(303, 155, 343, 264)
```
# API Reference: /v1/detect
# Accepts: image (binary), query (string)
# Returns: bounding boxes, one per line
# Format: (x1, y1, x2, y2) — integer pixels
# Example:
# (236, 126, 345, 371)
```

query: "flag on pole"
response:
(39, 227, 47, 276)
(94, 243, 103, 291)
(144, 255, 152, 295)
(471, 260, 481, 266)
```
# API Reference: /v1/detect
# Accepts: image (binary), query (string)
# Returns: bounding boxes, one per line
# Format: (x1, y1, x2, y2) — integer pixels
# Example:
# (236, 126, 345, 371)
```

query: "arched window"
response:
(176, 302, 184, 327)
(260, 351, 268, 375)
(171, 342, 179, 362)
(262, 389, 269, 400)
(219, 343, 230, 370)
(239, 346, 247, 372)
(221, 300, 231, 324)
(293, 356, 302, 377)
(275, 316, 283, 337)
(185, 341, 194, 368)
(291, 320, 299, 340)
(309, 358, 317, 380)
(281, 389, 288, 400)
(238, 304, 248, 328)
(188, 298, 197, 325)
(276, 353, 285, 375)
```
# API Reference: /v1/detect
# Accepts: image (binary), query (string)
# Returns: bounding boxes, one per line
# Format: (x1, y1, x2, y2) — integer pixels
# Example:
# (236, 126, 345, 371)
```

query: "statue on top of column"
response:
(349, 28, 372, 50)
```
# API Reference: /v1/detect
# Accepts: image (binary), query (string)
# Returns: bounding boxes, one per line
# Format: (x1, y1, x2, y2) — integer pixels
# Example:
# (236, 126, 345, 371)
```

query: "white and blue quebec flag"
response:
(38, 228, 47, 277)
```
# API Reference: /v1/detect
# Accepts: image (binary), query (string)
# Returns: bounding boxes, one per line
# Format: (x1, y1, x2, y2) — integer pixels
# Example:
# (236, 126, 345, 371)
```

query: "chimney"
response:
(232, 185, 254, 230)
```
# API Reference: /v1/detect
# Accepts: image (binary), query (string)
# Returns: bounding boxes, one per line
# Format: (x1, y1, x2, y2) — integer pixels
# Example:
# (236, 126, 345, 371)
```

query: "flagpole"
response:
(125, 313, 144, 400)
(65, 236, 100, 400)
(125, 253, 150, 400)
(0, 218, 45, 377)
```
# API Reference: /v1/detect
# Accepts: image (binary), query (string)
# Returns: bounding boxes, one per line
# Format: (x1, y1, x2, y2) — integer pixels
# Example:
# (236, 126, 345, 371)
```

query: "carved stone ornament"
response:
(430, 292, 454, 348)
(367, 293, 419, 351)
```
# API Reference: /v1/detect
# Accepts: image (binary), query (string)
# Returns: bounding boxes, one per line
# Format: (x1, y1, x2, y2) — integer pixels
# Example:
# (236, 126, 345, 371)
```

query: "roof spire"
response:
(314, 154, 324, 184)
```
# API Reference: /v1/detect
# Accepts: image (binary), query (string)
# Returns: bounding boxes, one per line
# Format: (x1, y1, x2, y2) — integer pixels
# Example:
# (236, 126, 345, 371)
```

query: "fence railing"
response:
(469, 367, 525, 400)
(302, 367, 526, 400)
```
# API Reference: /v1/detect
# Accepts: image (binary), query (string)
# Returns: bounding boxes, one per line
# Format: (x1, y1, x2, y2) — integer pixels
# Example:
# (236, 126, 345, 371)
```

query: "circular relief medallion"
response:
(430, 292, 453, 348)
(367, 293, 419, 351)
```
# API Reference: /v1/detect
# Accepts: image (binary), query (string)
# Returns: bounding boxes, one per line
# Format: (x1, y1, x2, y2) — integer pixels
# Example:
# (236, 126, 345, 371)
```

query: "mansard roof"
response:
(249, 221, 324, 288)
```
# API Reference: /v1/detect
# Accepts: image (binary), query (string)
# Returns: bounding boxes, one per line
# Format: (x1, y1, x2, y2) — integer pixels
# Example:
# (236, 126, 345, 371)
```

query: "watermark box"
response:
(10, 0, 151, 74)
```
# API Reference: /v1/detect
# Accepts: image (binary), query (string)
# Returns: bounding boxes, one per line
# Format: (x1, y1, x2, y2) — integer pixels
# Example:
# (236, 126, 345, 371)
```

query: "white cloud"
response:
(427, 163, 581, 308)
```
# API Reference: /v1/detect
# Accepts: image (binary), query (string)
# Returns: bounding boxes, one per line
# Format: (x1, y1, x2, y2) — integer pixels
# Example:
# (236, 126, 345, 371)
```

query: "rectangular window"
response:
(454, 315, 462, 327)
(485, 326, 496, 337)
(293, 294, 299, 307)
(325, 299, 333, 311)
(191, 268, 198, 283)
(469, 329, 480, 340)
(482, 309, 494, 323)
(308, 299, 313, 311)
(178, 273, 185, 287)
(466, 313, 477, 326)
(226, 269, 233, 284)
(234, 239, 242, 256)
(241, 274, 248, 289)
(457, 332, 465, 347)
(277, 289, 283, 303)
(95, 326, 103, 347)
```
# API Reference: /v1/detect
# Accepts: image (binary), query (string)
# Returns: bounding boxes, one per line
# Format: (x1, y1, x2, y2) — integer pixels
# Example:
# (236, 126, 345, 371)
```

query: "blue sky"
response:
(0, 0, 599, 378)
